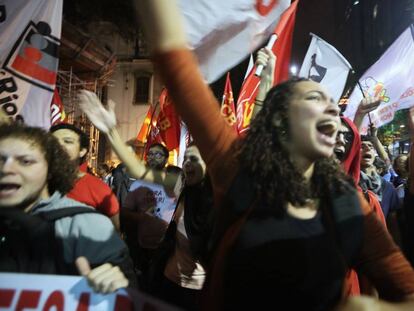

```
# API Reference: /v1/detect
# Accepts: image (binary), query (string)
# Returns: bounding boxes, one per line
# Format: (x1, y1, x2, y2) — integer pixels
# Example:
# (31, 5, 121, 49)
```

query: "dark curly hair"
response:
(238, 78, 353, 214)
(0, 123, 78, 195)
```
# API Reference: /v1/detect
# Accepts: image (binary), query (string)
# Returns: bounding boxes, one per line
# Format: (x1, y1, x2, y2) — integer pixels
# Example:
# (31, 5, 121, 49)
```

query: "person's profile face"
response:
(284, 80, 340, 162)
(52, 129, 85, 162)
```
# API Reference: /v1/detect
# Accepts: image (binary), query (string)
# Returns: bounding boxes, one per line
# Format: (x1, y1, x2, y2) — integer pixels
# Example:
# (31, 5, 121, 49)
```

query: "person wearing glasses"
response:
(146, 143, 169, 170)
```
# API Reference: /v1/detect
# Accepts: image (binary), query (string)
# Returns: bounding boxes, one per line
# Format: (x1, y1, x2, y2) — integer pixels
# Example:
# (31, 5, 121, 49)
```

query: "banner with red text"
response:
(179, 0, 291, 83)
(0, 273, 179, 311)
(0, 0, 62, 128)
(344, 25, 414, 134)
(157, 88, 181, 151)
(220, 72, 238, 132)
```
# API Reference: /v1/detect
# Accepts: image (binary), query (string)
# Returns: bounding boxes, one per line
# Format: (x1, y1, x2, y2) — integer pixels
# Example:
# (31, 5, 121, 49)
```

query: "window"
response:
(134, 74, 151, 105)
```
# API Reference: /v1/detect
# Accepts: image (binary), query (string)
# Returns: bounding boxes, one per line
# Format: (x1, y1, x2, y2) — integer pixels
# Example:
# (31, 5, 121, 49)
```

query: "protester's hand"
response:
(367, 125, 378, 139)
(356, 95, 382, 116)
(76, 256, 128, 294)
(78, 90, 117, 134)
(256, 47, 276, 83)
(335, 296, 402, 311)
(133, 0, 187, 52)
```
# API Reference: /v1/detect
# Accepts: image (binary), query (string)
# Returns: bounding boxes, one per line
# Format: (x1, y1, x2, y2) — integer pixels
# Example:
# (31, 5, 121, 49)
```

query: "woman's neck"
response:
(290, 155, 315, 182)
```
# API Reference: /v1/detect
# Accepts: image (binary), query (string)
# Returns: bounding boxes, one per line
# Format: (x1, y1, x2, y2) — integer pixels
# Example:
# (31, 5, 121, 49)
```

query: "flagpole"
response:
(143, 101, 159, 158)
(355, 76, 374, 132)
(351, 70, 374, 129)
(255, 34, 278, 77)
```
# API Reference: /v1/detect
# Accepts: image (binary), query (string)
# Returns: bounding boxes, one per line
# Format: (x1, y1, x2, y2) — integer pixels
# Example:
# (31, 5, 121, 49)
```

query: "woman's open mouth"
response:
(0, 183, 21, 197)
(316, 120, 338, 146)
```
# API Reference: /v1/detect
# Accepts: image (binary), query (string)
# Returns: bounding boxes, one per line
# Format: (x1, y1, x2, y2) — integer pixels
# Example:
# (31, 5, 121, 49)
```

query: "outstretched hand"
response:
(76, 256, 128, 294)
(356, 95, 382, 116)
(78, 90, 117, 134)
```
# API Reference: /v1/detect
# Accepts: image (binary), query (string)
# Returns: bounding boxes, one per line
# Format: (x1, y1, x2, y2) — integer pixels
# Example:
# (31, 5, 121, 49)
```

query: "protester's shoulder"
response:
(56, 209, 117, 242)
(44, 194, 116, 240)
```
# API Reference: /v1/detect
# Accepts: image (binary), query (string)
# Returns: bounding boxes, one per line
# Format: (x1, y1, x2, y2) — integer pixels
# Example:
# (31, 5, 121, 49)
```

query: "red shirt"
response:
(67, 173, 119, 217)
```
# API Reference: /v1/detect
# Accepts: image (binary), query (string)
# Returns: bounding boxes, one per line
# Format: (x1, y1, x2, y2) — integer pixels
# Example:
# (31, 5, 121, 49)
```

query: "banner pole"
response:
(353, 71, 374, 132)
(255, 34, 278, 77)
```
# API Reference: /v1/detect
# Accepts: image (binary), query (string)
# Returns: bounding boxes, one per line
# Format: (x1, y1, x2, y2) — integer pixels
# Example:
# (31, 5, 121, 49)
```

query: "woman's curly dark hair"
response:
(237, 78, 353, 214)
(0, 123, 78, 195)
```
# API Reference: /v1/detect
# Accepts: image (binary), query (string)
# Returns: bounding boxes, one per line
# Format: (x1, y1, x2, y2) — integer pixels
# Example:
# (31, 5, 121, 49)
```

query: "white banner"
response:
(344, 25, 414, 134)
(299, 33, 352, 104)
(0, 273, 131, 310)
(0, 0, 62, 128)
(0, 273, 180, 311)
(179, 0, 290, 83)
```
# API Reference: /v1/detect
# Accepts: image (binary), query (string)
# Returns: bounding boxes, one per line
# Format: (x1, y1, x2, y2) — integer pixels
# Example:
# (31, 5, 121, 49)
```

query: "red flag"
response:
(236, 0, 299, 135)
(220, 72, 238, 133)
(157, 88, 181, 151)
(50, 88, 67, 126)
(136, 104, 156, 143)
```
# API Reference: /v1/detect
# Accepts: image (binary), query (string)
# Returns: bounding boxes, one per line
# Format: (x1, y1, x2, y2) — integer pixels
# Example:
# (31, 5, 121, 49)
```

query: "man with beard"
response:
(50, 124, 120, 230)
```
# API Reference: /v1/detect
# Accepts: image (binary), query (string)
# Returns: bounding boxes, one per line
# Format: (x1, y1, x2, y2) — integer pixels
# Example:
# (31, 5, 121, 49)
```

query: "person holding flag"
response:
(132, 0, 414, 310)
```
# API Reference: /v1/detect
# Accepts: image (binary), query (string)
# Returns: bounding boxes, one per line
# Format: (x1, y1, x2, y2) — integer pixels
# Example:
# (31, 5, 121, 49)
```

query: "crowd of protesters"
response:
(2, 0, 414, 310)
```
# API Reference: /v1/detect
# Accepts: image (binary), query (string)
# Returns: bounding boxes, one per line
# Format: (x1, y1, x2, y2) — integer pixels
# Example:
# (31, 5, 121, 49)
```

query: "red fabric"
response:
(50, 88, 67, 126)
(340, 117, 387, 226)
(236, 0, 299, 134)
(136, 105, 155, 143)
(340, 117, 361, 185)
(157, 88, 181, 150)
(220, 72, 238, 133)
(67, 173, 120, 217)
(340, 117, 387, 296)
(79, 162, 88, 173)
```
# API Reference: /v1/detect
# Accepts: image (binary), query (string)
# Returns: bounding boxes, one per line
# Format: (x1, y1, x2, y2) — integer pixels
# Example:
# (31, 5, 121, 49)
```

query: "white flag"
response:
(0, 0, 62, 129)
(179, 0, 291, 83)
(299, 33, 352, 104)
(344, 25, 414, 134)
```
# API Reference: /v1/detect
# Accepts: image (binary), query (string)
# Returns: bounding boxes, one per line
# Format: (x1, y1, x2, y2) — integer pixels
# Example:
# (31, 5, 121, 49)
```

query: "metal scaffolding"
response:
(56, 69, 101, 171)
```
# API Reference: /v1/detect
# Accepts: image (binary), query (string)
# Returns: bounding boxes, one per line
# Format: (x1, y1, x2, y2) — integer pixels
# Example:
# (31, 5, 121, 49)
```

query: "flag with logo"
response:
(220, 72, 238, 132)
(298, 33, 352, 104)
(50, 88, 66, 126)
(179, 0, 291, 83)
(136, 104, 156, 143)
(344, 25, 414, 134)
(0, 0, 62, 128)
(144, 88, 181, 158)
(156, 88, 181, 151)
(236, 0, 299, 135)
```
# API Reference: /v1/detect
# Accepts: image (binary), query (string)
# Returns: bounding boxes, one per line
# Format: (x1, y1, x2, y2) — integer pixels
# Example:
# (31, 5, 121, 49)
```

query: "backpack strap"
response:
(37, 206, 98, 221)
